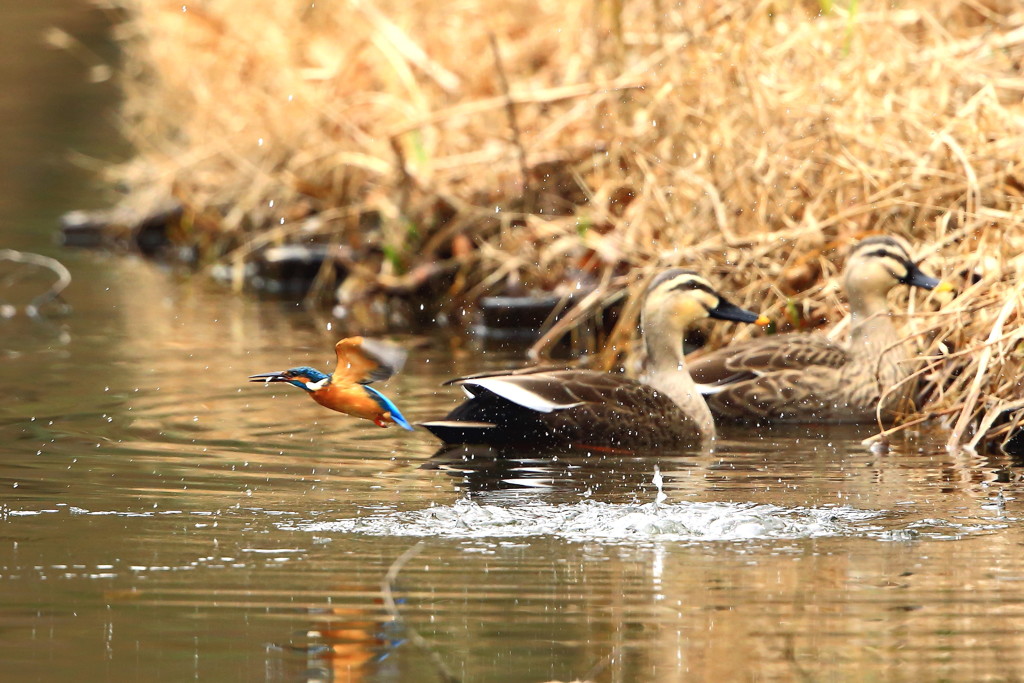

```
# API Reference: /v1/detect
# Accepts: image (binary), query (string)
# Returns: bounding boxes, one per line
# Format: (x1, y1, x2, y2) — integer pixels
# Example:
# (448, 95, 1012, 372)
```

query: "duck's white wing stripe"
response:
(464, 378, 583, 413)
(696, 370, 765, 395)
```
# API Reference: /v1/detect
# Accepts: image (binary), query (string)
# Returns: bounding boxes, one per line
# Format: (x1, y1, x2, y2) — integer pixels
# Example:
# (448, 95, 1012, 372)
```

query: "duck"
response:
(249, 336, 413, 430)
(420, 269, 768, 449)
(688, 235, 953, 423)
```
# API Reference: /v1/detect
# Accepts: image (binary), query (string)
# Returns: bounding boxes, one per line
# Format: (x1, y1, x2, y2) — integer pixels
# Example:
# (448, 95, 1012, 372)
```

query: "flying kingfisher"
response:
(249, 336, 413, 430)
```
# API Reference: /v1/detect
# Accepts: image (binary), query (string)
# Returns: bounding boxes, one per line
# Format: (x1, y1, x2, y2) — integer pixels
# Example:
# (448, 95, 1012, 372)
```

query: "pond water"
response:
(4, 4, 1024, 682)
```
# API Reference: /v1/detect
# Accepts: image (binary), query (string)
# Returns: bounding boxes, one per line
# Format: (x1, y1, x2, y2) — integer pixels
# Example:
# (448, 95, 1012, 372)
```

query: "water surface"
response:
(5, 255, 1024, 682)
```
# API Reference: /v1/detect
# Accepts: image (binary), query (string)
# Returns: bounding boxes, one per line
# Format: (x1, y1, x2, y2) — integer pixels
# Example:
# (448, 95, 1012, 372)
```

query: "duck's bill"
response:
(709, 299, 769, 325)
(903, 265, 951, 292)
(248, 372, 289, 383)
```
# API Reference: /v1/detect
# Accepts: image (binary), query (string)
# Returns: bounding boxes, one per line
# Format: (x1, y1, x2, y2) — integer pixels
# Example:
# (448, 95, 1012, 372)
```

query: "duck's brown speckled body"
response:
(690, 236, 951, 424)
(430, 368, 706, 450)
(422, 270, 767, 449)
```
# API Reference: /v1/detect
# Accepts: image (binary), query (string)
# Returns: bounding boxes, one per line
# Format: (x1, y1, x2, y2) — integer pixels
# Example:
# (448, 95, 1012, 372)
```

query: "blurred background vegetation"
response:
(18, 0, 1024, 449)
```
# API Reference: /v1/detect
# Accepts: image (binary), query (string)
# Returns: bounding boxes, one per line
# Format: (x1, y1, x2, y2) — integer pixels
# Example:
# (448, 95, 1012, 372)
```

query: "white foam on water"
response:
(280, 499, 885, 544)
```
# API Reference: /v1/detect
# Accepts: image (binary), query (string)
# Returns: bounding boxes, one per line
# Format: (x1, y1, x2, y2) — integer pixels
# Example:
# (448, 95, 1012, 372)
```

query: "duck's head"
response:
(248, 366, 330, 392)
(843, 236, 953, 300)
(642, 269, 769, 335)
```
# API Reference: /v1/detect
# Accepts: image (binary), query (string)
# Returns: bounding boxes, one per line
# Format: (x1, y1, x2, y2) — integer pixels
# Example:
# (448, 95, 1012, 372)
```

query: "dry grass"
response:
(103, 0, 1024, 450)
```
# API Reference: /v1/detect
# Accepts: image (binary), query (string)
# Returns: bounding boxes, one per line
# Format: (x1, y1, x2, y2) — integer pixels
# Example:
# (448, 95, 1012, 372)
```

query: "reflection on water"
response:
(6, 3, 1024, 682)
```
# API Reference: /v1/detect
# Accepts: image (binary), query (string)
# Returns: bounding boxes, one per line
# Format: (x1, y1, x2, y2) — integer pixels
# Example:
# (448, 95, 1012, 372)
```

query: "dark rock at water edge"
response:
(245, 244, 339, 298)
(475, 294, 565, 340)
(60, 198, 182, 256)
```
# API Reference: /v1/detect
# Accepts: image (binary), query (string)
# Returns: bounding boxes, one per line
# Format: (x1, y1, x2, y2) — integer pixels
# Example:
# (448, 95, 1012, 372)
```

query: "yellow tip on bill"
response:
(754, 314, 771, 326)
(934, 281, 955, 293)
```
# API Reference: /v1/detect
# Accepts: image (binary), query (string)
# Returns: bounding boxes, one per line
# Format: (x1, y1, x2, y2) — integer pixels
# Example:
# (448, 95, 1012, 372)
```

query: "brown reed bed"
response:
(100, 0, 1024, 450)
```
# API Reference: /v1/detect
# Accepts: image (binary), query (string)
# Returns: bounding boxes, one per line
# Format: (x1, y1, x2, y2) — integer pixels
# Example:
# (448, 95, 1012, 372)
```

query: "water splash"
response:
(282, 467, 885, 543)
(281, 499, 883, 544)
(652, 465, 667, 509)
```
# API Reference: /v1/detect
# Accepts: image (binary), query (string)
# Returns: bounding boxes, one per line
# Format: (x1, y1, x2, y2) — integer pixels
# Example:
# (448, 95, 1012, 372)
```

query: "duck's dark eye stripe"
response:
(648, 268, 699, 291)
(857, 236, 900, 249)
(852, 236, 914, 260)
(862, 248, 910, 264)
(669, 279, 715, 295)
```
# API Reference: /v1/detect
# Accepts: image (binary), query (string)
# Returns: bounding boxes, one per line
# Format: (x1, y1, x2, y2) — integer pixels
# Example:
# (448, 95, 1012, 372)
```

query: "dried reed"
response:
(104, 0, 1024, 450)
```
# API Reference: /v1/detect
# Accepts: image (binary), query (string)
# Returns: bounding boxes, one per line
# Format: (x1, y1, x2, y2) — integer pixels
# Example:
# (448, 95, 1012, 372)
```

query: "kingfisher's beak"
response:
(249, 372, 289, 383)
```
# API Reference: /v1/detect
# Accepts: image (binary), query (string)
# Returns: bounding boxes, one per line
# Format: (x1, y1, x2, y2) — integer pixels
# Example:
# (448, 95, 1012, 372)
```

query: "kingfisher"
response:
(249, 336, 414, 430)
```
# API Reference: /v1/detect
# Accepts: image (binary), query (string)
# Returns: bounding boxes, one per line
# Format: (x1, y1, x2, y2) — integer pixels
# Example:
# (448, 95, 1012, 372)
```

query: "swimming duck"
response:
(688, 236, 953, 423)
(249, 336, 413, 430)
(421, 269, 768, 449)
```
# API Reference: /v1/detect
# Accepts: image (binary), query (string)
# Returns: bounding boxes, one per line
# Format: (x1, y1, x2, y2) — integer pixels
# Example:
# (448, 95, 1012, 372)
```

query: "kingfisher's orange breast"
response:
(311, 384, 383, 420)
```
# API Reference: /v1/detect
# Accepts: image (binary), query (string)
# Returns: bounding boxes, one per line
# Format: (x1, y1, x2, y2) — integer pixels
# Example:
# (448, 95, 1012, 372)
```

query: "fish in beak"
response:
(248, 372, 290, 383)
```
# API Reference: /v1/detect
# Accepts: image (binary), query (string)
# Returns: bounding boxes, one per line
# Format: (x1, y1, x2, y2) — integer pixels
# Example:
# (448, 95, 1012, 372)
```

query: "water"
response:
(4, 4, 1024, 682)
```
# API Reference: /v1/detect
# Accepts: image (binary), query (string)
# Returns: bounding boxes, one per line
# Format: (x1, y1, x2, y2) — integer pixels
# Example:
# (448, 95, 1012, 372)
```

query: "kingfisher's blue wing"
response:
(364, 386, 414, 430)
